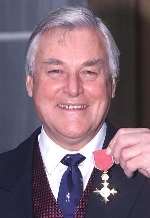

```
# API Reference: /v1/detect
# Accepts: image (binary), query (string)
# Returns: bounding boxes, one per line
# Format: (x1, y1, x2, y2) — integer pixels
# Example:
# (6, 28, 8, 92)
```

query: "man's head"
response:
(26, 7, 120, 150)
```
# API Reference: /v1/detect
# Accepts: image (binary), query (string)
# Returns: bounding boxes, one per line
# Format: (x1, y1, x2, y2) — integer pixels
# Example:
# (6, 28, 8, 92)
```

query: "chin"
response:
(62, 130, 85, 139)
(60, 127, 91, 142)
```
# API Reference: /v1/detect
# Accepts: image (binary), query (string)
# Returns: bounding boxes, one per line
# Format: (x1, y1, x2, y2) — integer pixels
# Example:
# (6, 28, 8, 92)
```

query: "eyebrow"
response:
(81, 58, 104, 67)
(42, 58, 64, 65)
(42, 58, 104, 67)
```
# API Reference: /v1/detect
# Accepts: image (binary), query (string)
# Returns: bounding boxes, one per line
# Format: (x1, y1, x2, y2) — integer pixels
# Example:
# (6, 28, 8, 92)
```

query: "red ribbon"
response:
(93, 149, 114, 171)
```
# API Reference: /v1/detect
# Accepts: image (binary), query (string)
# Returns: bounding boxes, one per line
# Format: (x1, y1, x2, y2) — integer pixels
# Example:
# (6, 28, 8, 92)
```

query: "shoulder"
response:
(0, 127, 41, 176)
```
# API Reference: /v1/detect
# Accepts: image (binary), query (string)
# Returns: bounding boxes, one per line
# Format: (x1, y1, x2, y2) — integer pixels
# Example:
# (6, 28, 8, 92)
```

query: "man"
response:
(0, 6, 150, 218)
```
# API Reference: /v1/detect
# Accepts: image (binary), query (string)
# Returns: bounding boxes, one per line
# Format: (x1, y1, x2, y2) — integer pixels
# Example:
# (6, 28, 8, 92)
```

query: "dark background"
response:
(0, 0, 150, 152)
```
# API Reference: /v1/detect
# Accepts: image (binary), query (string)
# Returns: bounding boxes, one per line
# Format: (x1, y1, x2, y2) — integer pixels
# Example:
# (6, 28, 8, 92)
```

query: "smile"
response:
(57, 104, 88, 110)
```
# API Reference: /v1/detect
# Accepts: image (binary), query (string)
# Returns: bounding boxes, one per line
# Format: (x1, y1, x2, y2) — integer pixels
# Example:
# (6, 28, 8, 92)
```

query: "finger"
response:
(119, 144, 143, 168)
(119, 142, 150, 164)
(139, 168, 150, 178)
(120, 152, 150, 178)
(108, 130, 150, 164)
(109, 128, 150, 150)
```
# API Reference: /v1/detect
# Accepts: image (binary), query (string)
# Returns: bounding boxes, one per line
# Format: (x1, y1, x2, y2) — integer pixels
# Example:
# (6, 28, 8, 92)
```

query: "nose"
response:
(64, 73, 83, 97)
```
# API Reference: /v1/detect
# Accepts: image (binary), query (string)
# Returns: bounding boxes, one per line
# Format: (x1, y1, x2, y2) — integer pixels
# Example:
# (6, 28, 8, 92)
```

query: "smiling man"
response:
(26, 26, 115, 150)
(1, 6, 150, 218)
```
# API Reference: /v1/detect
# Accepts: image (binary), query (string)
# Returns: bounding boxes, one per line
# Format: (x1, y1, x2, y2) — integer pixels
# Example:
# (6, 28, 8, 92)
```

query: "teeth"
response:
(58, 104, 87, 110)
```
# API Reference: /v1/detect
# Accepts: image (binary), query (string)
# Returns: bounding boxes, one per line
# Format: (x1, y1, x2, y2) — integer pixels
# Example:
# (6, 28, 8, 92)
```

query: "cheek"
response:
(32, 76, 53, 98)
(88, 79, 111, 101)
(89, 81, 112, 114)
(32, 83, 50, 114)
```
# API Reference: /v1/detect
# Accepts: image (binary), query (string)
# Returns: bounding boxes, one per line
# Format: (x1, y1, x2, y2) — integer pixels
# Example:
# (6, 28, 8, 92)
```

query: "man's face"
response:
(26, 27, 116, 150)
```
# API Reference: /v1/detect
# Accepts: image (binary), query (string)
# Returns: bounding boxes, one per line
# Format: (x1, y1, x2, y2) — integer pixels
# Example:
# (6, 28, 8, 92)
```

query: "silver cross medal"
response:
(93, 149, 117, 203)
(95, 171, 117, 203)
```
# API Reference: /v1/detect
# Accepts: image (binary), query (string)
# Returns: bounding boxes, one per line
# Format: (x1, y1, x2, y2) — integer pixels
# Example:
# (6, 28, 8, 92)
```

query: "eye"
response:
(86, 70, 97, 75)
(81, 70, 99, 80)
(46, 69, 64, 79)
(47, 69, 63, 74)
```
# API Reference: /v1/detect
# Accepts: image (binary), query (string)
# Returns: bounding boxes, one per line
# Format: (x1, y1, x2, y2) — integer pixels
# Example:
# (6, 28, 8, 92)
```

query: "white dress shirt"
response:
(38, 123, 107, 200)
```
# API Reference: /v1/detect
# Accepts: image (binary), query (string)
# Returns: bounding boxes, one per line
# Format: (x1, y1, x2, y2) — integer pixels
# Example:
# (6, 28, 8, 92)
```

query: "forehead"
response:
(39, 26, 105, 47)
(35, 27, 107, 61)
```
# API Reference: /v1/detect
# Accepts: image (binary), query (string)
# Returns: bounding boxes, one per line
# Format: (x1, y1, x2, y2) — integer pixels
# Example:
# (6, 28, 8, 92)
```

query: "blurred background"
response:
(0, 0, 150, 152)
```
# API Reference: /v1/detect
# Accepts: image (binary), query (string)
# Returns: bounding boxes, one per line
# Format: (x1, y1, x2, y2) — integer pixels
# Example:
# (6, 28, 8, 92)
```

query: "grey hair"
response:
(25, 7, 120, 79)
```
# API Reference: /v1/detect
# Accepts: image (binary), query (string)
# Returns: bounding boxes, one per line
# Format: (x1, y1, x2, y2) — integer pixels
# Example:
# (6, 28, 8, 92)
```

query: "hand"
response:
(107, 128, 150, 178)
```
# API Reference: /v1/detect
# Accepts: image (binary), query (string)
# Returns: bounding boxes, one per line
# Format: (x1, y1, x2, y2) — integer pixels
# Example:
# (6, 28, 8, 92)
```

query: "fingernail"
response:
(106, 147, 112, 155)
(114, 159, 119, 165)
(127, 173, 133, 178)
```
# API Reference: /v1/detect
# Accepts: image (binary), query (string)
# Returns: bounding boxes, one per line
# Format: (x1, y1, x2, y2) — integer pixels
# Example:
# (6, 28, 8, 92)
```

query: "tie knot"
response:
(61, 153, 85, 167)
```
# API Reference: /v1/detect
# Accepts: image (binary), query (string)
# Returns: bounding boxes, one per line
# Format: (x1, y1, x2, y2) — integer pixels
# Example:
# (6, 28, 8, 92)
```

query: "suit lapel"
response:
(86, 166, 146, 218)
(8, 167, 33, 218)
(105, 165, 145, 218)
(0, 128, 41, 218)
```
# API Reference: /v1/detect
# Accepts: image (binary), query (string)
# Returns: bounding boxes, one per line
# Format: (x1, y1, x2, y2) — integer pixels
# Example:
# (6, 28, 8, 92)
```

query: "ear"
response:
(26, 74, 33, 97)
(111, 78, 117, 98)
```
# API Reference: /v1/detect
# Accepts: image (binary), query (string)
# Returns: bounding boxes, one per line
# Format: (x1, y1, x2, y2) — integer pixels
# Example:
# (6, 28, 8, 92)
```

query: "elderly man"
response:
(0, 6, 150, 218)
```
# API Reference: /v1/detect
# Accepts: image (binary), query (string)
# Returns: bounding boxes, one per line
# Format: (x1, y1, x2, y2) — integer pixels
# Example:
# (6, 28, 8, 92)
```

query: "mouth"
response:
(57, 103, 88, 110)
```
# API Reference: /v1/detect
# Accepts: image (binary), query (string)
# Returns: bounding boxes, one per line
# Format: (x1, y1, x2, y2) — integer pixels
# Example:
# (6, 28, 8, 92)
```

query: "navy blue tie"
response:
(57, 153, 85, 218)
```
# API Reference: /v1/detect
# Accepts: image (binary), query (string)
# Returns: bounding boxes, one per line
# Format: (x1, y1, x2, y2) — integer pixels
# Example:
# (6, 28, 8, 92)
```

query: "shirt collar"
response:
(38, 122, 107, 175)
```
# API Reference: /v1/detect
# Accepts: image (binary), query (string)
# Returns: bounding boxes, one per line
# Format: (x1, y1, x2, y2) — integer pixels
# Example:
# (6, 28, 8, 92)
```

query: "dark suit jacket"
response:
(0, 124, 150, 218)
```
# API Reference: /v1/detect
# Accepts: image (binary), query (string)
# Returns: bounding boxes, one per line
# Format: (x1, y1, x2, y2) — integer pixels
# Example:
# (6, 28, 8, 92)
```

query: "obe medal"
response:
(93, 149, 117, 203)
